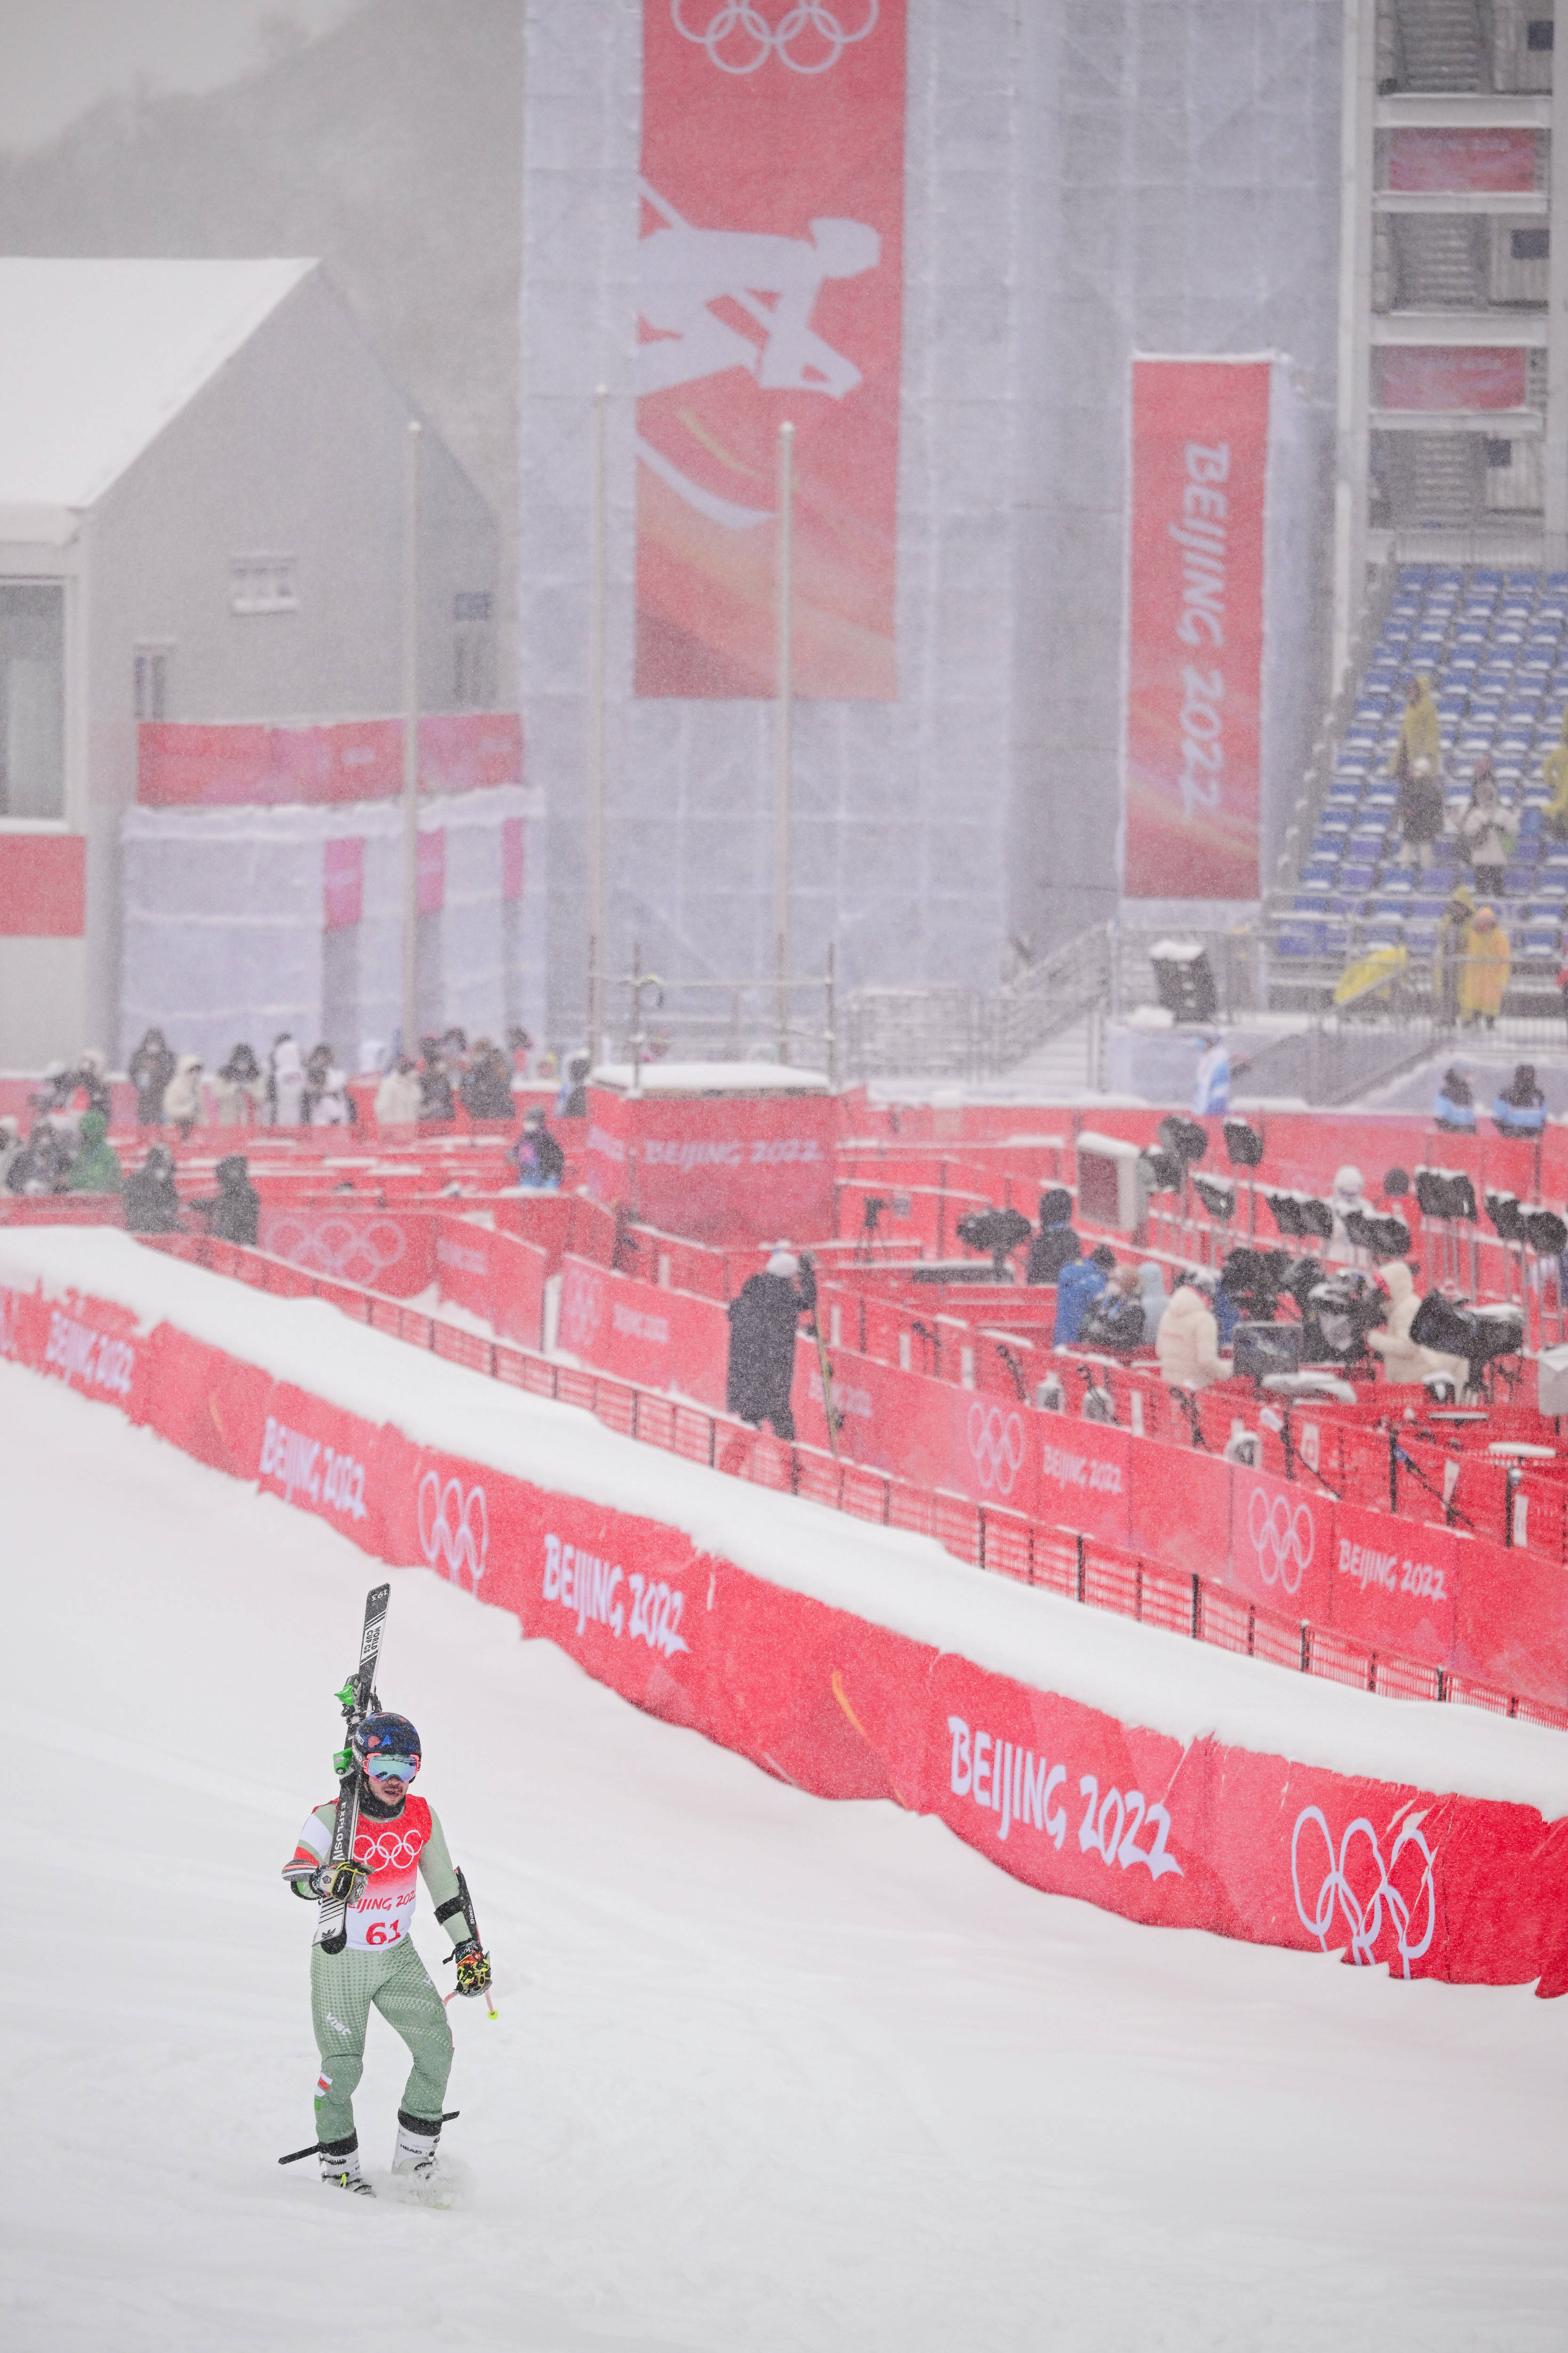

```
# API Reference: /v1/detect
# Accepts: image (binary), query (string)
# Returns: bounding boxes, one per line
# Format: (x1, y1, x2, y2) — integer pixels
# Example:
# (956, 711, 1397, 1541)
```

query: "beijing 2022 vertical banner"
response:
(636, 1, 905, 699)
(1123, 359, 1271, 897)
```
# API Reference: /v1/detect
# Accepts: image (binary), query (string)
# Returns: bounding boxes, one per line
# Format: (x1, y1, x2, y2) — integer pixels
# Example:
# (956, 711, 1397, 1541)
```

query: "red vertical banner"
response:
(1123, 359, 1271, 898)
(635, 1, 905, 699)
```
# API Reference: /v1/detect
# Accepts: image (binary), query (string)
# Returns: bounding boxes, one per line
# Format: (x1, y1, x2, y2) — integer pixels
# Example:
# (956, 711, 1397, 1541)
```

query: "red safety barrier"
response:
(435, 1218, 546, 1351)
(584, 1086, 836, 1244)
(5, 1243, 1568, 1992)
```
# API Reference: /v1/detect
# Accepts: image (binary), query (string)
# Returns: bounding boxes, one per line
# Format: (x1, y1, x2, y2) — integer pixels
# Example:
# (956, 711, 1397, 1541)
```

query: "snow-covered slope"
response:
(3, 1361, 1568, 2350)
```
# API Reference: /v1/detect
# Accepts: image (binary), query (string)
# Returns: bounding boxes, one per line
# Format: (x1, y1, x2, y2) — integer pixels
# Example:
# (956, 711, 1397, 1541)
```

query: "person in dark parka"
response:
(193, 1153, 260, 1245)
(128, 1028, 177, 1126)
(726, 1247, 812, 1441)
(1026, 1186, 1082, 1287)
(123, 1144, 181, 1233)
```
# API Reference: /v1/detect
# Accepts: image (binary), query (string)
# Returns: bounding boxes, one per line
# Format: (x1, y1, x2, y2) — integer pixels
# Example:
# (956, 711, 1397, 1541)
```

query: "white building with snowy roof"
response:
(0, 256, 538, 1070)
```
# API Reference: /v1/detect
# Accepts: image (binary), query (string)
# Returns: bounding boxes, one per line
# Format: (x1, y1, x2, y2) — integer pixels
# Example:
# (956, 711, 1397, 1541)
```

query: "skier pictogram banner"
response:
(1123, 358, 1271, 898)
(635, 0, 905, 699)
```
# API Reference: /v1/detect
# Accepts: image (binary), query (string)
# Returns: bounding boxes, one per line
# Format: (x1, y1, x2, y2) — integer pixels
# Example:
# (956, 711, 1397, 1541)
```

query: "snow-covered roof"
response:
(592, 1061, 831, 1096)
(0, 257, 317, 540)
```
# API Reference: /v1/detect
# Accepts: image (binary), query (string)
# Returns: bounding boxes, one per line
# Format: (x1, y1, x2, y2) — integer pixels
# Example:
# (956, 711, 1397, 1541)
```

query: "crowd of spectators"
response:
(5, 1023, 579, 1209)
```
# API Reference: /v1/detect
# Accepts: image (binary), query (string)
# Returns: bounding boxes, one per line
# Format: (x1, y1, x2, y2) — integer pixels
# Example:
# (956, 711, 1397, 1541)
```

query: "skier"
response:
(281, 1710, 491, 2197)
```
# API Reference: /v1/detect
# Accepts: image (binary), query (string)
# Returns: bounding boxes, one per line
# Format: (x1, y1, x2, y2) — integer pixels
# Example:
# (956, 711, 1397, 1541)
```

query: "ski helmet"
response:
(352, 1711, 421, 1779)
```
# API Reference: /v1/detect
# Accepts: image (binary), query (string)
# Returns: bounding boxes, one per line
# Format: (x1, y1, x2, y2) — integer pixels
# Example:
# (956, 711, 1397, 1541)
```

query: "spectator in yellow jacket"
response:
(1543, 708, 1568, 841)
(1393, 673, 1440, 775)
(1458, 903, 1510, 1029)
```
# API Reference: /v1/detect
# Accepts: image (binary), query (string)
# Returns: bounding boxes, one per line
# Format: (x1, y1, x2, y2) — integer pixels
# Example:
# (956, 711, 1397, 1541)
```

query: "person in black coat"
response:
(128, 1028, 176, 1126)
(418, 1042, 456, 1123)
(460, 1039, 515, 1120)
(1026, 1186, 1082, 1286)
(6, 1120, 70, 1195)
(192, 1154, 260, 1246)
(726, 1247, 812, 1440)
(123, 1145, 181, 1233)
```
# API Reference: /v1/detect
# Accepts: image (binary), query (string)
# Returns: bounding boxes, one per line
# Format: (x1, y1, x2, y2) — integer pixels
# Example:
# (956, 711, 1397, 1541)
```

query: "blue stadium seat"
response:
(1276, 920, 1325, 960)
(1338, 862, 1374, 893)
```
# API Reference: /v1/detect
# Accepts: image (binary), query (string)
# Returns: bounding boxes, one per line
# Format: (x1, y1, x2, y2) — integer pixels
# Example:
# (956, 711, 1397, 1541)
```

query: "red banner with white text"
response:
(635, 0, 905, 698)
(1123, 358, 1271, 898)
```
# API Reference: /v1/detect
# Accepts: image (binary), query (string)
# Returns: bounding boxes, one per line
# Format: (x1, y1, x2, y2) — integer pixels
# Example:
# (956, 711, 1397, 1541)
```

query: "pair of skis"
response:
(314, 1581, 390, 1953)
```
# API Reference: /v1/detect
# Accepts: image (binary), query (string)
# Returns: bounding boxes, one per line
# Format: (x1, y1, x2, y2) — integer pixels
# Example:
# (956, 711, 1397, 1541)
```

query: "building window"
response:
(134, 647, 170, 721)
(1486, 439, 1514, 468)
(1528, 18, 1554, 49)
(0, 581, 65, 822)
(230, 553, 297, 614)
(1512, 226, 1551, 262)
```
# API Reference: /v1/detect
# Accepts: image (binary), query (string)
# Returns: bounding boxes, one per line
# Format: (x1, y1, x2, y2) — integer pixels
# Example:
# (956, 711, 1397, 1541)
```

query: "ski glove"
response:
(452, 1937, 492, 1997)
(309, 1856, 373, 1904)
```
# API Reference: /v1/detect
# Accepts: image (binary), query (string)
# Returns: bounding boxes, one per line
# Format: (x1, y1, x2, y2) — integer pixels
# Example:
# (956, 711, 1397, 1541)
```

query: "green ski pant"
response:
(310, 1938, 453, 2150)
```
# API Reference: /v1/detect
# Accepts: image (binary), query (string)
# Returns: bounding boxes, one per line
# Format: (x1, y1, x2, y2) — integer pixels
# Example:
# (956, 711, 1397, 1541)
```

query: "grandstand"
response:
(1275, 563, 1568, 998)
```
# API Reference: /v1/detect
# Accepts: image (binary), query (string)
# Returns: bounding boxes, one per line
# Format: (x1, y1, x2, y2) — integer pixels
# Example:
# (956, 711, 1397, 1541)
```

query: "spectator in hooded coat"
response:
(557, 1051, 592, 1121)
(269, 1036, 306, 1127)
(192, 1154, 260, 1246)
(1434, 884, 1473, 1028)
(123, 1145, 181, 1233)
(72, 1050, 112, 1123)
(1434, 1066, 1476, 1132)
(460, 1039, 515, 1120)
(1457, 764, 1514, 901)
(0, 1116, 21, 1189)
(513, 1105, 565, 1189)
(305, 1044, 352, 1127)
(1367, 1261, 1468, 1392)
(65, 1110, 123, 1193)
(1135, 1261, 1168, 1349)
(1156, 1272, 1226, 1389)
(375, 1057, 423, 1127)
(8, 1120, 70, 1195)
(1396, 673, 1441, 774)
(162, 1055, 204, 1138)
(1544, 707, 1568, 843)
(211, 1043, 264, 1128)
(1395, 749, 1444, 870)
(1025, 1187, 1081, 1286)
(1078, 1265, 1146, 1353)
(418, 1047, 456, 1123)
(1494, 1064, 1547, 1136)
(129, 1028, 176, 1126)
(1459, 904, 1510, 1029)
(1054, 1243, 1117, 1345)
(726, 1248, 809, 1440)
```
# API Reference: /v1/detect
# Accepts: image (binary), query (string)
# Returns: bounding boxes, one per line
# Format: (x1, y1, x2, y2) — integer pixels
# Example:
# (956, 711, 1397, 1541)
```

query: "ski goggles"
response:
(360, 1751, 420, 1783)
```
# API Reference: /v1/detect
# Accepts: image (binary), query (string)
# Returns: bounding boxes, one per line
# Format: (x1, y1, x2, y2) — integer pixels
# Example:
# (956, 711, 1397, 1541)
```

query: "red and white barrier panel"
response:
(3, 1249, 1568, 1993)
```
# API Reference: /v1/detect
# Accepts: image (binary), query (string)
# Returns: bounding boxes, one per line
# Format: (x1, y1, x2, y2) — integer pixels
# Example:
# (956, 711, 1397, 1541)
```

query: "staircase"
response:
(1392, 0, 1483, 90)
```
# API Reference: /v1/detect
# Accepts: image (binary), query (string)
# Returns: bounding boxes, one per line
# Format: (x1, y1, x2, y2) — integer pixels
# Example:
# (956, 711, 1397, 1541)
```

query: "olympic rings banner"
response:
(1123, 357, 1271, 899)
(635, 0, 906, 698)
(7, 1256, 1568, 1994)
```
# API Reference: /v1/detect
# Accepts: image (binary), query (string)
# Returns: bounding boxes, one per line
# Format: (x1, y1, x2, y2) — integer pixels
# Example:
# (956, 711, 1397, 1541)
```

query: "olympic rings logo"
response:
(353, 1823, 424, 1873)
(262, 1214, 408, 1290)
(672, 0, 878, 74)
(559, 1266, 604, 1350)
(967, 1400, 1025, 1497)
(418, 1471, 489, 1591)
(1247, 1484, 1314, 1596)
(1290, 1807, 1437, 1979)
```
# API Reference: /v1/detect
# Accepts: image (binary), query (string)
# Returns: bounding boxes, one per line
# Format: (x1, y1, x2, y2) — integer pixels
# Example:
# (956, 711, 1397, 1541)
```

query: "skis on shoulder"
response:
(314, 1582, 390, 1954)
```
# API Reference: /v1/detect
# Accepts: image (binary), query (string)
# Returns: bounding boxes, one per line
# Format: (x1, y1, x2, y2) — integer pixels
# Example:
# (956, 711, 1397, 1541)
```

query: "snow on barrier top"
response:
(1, 1225, 1565, 1822)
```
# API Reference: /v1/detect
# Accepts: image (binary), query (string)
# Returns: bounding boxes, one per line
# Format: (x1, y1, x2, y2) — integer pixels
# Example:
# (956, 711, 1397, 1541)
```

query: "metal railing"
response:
(838, 921, 1114, 1085)
(131, 1226, 1568, 1733)
(593, 946, 836, 1080)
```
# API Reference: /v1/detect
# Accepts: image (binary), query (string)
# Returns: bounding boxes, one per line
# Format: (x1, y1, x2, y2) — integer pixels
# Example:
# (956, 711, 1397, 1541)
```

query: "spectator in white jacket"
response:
(161, 1054, 204, 1139)
(1367, 1260, 1469, 1393)
(269, 1036, 306, 1127)
(1155, 1273, 1226, 1389)
(375, 1057, 423, 1128)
